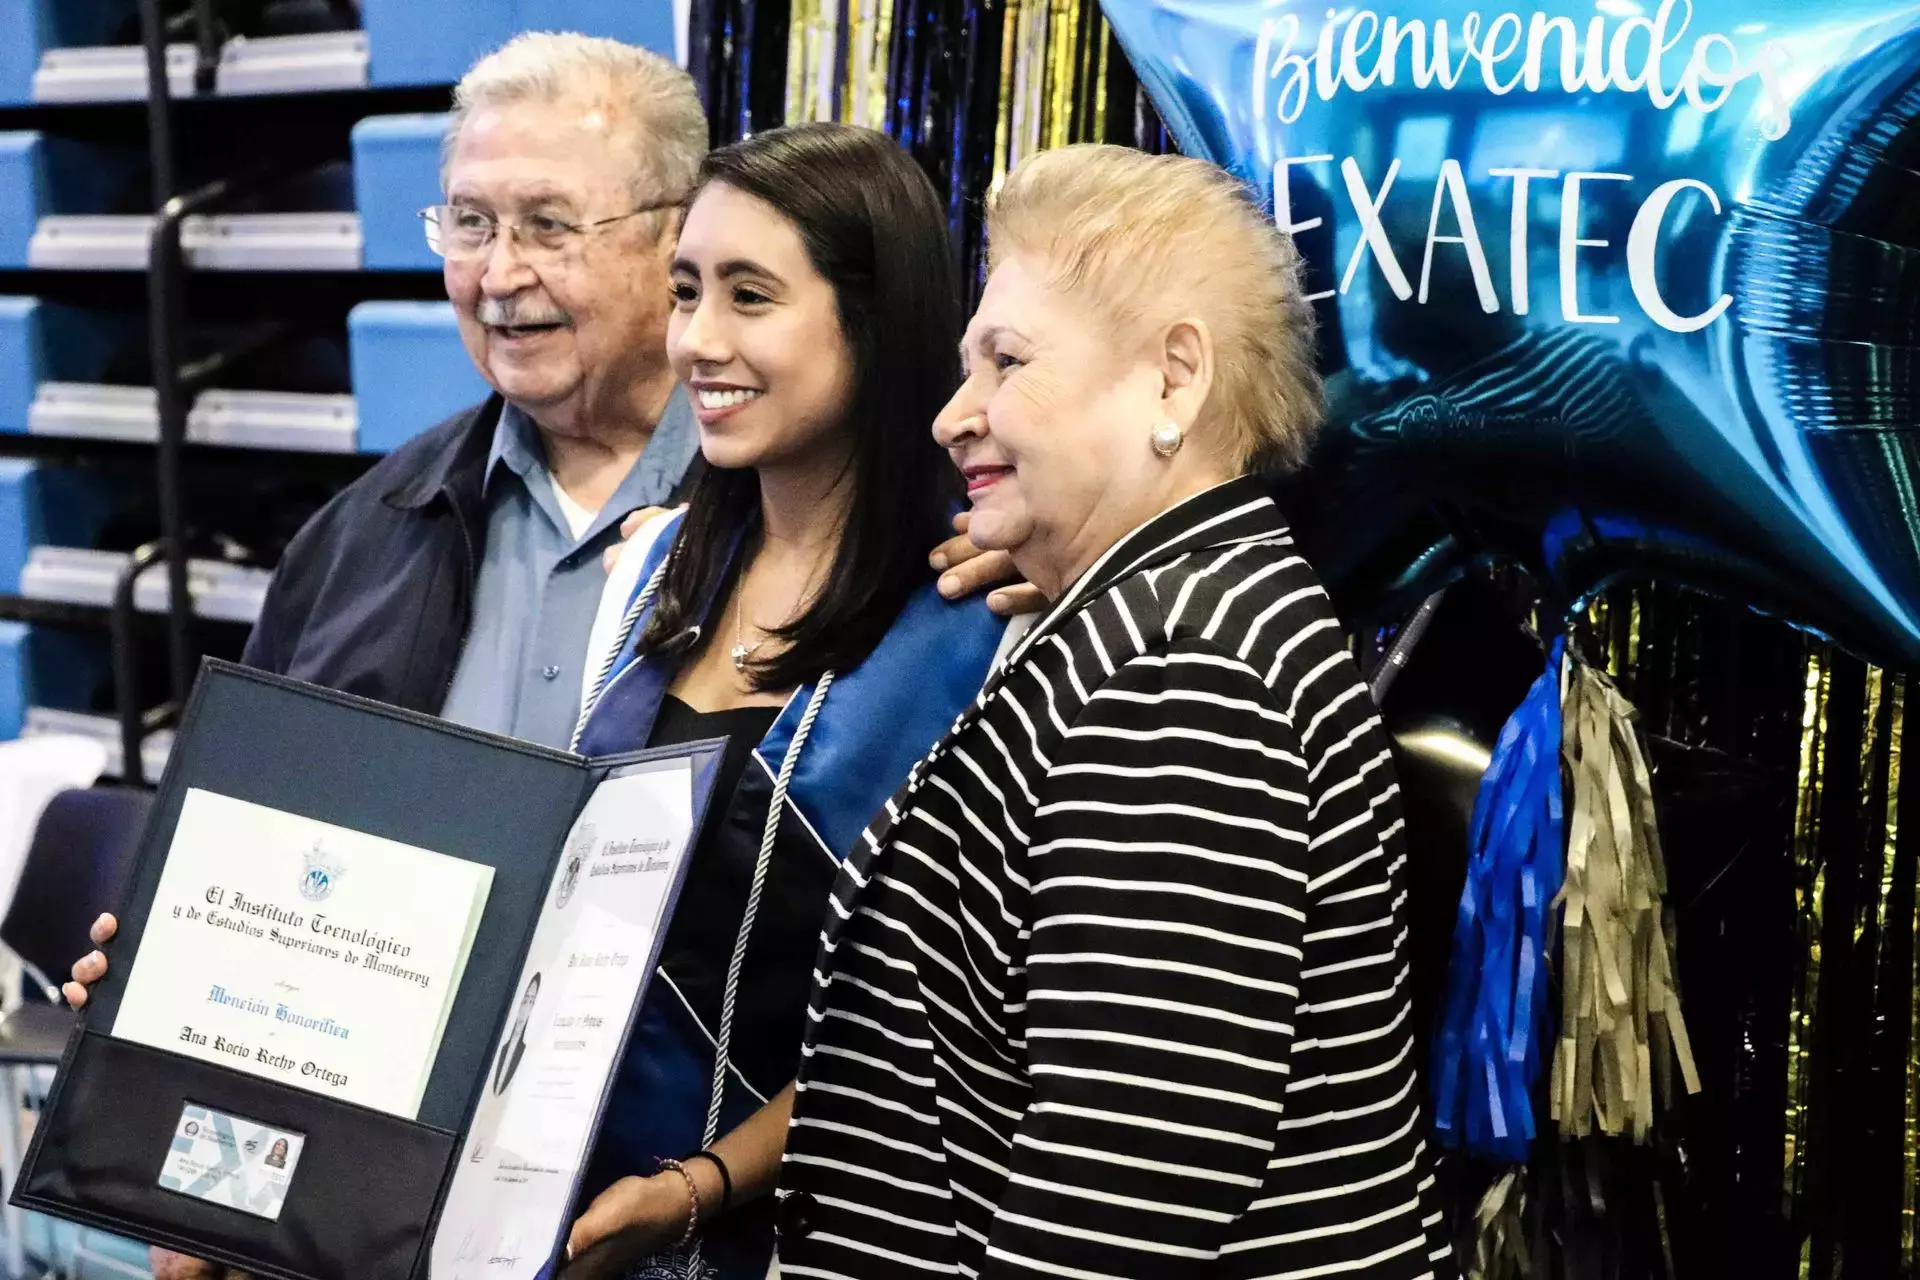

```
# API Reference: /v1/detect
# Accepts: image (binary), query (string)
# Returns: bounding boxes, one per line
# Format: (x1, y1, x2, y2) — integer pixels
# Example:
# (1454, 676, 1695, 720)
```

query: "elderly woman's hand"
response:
(930, 512, 1047, 617)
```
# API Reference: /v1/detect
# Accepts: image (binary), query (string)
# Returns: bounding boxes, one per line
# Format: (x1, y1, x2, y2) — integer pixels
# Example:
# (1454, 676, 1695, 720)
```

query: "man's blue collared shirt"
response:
(439, 389, 699, 748)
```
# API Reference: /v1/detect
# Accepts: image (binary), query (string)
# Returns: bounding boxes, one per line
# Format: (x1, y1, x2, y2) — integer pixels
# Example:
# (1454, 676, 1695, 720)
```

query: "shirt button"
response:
(777, 1190, 818, 1240)
(541, 665, 561, 681)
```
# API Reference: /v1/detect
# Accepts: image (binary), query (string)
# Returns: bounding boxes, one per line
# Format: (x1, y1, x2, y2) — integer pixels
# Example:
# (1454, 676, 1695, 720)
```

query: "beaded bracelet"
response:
(681, 1149, 733, 1217)
(657, 1157, 700, 1246)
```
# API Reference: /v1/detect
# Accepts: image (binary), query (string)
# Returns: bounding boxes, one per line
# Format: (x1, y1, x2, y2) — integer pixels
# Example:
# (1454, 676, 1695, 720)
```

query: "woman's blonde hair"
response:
(987, 145, 1323, 472)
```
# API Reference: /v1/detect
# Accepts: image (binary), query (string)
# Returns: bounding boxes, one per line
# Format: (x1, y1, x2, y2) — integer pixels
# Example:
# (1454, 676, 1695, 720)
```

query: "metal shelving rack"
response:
(1, 0, 450, 785)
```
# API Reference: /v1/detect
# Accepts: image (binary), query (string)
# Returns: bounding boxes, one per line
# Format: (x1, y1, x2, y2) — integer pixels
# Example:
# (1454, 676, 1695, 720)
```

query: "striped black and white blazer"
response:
(776, 477, 1453, 1279)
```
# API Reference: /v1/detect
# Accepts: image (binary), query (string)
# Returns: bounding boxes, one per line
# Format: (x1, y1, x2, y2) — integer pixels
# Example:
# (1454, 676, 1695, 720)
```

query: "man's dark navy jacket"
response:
(241, 395, 698, 713)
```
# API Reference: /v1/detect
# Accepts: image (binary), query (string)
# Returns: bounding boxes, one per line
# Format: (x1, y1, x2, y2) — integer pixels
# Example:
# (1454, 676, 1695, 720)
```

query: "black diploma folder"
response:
(11, 660, 722, 1280)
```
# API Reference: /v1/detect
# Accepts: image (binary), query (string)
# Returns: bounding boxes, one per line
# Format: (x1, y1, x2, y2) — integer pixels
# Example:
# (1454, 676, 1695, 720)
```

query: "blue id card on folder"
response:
(157, 1104, 305, 1221)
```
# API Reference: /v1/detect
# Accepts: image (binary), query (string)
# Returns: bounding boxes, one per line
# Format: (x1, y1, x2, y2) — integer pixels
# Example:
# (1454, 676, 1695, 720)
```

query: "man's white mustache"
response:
(477, 299, 572, 327)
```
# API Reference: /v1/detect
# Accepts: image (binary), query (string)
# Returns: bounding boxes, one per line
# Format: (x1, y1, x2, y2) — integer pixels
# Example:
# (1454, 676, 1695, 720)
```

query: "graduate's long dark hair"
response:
(637, 123, 964, 690)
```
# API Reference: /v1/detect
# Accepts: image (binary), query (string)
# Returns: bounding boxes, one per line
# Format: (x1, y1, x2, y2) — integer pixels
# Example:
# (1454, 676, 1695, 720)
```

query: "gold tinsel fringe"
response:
(842, 0, 890, 127)
(1784, 648, 1829, 1263)
(1043, 0, 1078, 150)
(785, 0, 837, 124)
(783, 0, 1115, 211)
(991, 0, 1111, 195)
(1551, 660, 1701, 1142)
(1466, 1166, 1530, 1280)
(1881, 673, 1918, 1270)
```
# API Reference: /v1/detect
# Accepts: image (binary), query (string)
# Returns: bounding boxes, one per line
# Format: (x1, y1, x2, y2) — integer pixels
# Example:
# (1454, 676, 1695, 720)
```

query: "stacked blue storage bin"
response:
(350, 111, 490, 450)
(361, 0, 677, 86)
(349, 302, 492, 453)
(0, 622, 107, 740)
(353, 113, 449, 270)
(0, 296, 132, 433)
(364, 0, 516, 89)
(0, 0, 134, 106)
(0, 131, 129, 266)
(0, 458, 122, 593)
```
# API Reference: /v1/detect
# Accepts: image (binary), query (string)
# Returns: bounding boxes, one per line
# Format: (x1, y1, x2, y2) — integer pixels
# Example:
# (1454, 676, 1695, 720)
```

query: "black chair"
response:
(1, 785, 153, 1038)
(0, 785, 151, 1277)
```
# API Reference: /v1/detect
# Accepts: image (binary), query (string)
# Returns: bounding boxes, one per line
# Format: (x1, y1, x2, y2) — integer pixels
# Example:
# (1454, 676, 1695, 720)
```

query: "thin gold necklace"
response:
(728, 548, 831, 674)
(730, 583, 768, 673)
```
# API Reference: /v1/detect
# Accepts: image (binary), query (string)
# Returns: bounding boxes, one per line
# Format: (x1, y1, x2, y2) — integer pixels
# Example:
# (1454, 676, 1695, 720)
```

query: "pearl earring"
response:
(1150, 421, 1184, 458)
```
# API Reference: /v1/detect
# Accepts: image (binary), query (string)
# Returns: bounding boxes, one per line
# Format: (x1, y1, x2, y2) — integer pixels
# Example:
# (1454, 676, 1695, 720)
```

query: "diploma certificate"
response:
(111, 788, 495, 1120)
(431, 758, 696, 1279)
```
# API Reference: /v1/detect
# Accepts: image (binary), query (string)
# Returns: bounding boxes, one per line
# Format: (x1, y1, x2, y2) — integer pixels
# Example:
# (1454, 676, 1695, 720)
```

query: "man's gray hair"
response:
(443, 31, 707, 205)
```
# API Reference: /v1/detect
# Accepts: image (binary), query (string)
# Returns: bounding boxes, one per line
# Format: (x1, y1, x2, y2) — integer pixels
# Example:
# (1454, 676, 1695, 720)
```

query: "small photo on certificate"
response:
(111, 788, 495, 1121)
(491, 971, 541, 1097)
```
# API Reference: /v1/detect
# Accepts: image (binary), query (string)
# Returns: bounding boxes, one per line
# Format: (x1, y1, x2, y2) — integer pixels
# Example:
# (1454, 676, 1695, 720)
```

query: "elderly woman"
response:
(775, 146, 1452, 1278)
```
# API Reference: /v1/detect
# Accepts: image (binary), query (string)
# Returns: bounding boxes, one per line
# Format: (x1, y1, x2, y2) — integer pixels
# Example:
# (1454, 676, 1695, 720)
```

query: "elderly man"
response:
(241, 31, 709, 748)
(76, 31, 709, 1280)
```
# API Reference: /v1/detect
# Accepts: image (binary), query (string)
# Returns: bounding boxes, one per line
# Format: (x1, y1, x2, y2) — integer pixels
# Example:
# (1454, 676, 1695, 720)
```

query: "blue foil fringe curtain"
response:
(687, 0, 1170, 301)
(1434, 637, 1567, 1163)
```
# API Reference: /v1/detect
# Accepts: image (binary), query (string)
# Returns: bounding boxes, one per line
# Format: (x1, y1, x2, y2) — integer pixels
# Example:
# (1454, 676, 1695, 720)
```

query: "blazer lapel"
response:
(822, 477, 1292, 949)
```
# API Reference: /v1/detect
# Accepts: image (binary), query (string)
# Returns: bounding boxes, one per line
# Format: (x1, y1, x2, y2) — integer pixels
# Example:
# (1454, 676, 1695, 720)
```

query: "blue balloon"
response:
(1101, 0, 1920, 662)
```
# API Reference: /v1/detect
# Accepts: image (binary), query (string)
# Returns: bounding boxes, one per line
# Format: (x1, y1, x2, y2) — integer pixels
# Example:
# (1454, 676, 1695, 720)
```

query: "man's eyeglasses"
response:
(419, 199, 683, 261)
